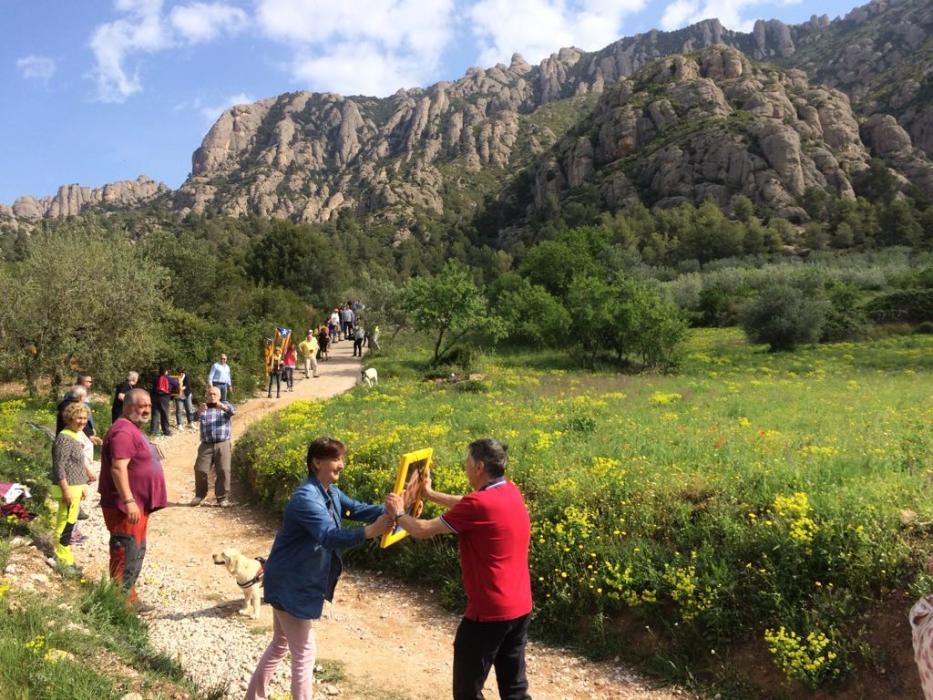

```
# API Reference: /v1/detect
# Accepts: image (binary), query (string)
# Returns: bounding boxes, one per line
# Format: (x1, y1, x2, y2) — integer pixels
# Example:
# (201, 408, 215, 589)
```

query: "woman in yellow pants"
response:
(50, 402, 92, 571)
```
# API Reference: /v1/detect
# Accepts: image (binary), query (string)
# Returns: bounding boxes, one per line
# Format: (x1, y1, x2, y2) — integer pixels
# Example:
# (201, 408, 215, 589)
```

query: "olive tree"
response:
(402, 261, 499, 365)
(0, 228, 167, 396)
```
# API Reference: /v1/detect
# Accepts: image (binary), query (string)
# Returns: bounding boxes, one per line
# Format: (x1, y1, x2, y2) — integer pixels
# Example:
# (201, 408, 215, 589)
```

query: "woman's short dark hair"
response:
(306, 437, 347, 477)
(467, 438, 508, 478)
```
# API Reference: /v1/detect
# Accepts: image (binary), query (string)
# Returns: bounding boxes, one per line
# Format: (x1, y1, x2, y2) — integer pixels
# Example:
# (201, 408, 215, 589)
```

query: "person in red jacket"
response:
(149, 367, 173, 438)
(388, 438, 532, 700)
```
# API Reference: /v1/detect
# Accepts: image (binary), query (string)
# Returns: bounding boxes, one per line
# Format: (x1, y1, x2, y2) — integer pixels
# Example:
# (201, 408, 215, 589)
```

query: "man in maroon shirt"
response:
(389, 438, 532, 700)
(98, 388, 168, 606)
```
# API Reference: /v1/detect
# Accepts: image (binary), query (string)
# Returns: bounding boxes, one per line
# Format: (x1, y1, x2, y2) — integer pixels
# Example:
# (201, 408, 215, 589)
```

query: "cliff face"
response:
(3, 0, 932, 226)
(171, 19, 809, 223)
(170, 1, 933, 224)
(524, 45, 933, 222)
(785, 0, 933, 158)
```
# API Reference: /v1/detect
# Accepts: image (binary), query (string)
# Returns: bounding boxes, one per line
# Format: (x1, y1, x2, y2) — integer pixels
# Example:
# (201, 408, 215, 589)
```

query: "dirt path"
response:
(79, 341, 687, 700)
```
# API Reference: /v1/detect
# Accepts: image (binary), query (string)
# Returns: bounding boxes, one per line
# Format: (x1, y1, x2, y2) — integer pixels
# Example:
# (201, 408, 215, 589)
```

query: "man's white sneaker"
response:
(189, 496, 204, 507)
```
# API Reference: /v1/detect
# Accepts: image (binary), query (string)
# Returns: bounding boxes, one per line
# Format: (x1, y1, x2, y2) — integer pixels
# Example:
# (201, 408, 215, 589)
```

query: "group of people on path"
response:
(49, 325, 529, 700)
(50, 355, 239, 577)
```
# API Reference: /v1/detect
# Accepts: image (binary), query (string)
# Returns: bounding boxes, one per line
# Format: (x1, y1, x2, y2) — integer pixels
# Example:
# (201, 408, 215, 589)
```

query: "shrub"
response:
(493, 276, 571, 347)
(820, 284, 866, 342)
(742, 285, 830, 351)
(864, 288, 933, 324)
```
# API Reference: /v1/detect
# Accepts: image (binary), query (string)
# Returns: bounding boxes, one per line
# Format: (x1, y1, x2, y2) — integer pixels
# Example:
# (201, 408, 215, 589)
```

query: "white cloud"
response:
(200, 92, 255, 123)
(89, 0, 170, 102)
(89, 0, 248, 103)
(659, 0, 801, 32)
(660, 0, 701, 30)
(16, 55, 57, 81)
(170, 2, 249, 43)
(291, 44, 425, 97)
(467, 0, 647, 67)
(256, 0, 456, 95)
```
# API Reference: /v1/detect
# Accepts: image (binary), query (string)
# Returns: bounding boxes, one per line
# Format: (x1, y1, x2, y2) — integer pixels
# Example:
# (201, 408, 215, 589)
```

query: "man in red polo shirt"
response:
(389, 438, 532, 700)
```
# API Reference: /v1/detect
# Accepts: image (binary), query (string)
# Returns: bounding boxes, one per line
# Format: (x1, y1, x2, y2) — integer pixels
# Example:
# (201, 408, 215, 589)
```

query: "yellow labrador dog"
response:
(212, 548, 264, 619)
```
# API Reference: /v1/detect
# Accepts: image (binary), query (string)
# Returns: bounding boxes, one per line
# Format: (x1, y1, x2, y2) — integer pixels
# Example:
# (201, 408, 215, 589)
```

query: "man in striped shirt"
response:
(190, 386, 237, 507)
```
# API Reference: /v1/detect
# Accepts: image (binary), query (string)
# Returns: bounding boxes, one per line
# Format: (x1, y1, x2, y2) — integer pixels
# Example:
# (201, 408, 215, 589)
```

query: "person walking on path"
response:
(327, 309, 339, 341)
(340, 303, 355, 341)
(245, 436, 394, 700)
(299, 330, 319, 379)
(190, 386, 236, 507)
(352, 323, 365, 358)
(282, 346, 297, 392)
(267, 356, 283, 399)
(98, 389, 168, 606)
(208, 353, 233, 402)
(111, 371, 139, 424)
(172, 367, 195, 430)
(50, 402, 95, 572)
(388, 438, 533, 700)
(150, 367, 173, 438)
(318, 326, 330, 361)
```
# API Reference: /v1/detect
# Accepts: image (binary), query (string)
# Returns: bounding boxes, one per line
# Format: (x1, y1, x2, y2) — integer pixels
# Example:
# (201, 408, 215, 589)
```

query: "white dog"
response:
(362, 367, 378, 387)
(212, 548, 264, 619)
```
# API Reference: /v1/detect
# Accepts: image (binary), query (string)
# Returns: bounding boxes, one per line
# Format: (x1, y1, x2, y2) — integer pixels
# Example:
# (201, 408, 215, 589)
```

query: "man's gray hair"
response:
(123, 388, 149, 413)
(66, 384, 87, 401)
(127, 371, 139, 382)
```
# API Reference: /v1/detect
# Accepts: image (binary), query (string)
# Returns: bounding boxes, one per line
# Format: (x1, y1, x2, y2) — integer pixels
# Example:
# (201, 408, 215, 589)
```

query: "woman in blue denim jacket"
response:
(246, 436, 394, 700)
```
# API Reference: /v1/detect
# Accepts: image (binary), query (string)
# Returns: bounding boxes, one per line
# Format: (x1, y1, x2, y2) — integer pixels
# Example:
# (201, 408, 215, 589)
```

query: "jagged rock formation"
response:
(786, 0, 933, 158)
(1, 177, 169, 222)
(3, 0, 932, 226)
(525, 46, 877, 222)
(171, 0, 933, 224)
(170, 17, 829, 223)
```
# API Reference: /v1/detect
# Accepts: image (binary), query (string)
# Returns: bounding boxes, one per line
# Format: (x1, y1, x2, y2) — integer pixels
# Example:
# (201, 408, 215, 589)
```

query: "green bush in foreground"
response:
(234, 329, 932, 692)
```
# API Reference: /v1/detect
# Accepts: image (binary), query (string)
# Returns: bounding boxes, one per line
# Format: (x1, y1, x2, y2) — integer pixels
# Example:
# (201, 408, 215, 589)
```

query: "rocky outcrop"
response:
(785, 0, 933, 158)
(172, 15, 820, 223)
(2, 176, 169, 222)
(4, 0, 933, 226)
(861, 113, 933, 193)
(524, 46, 883, 221)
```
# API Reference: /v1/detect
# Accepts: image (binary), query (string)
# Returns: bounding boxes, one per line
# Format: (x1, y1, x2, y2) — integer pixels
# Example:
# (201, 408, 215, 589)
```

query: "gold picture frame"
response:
(380, 447, 433, 549)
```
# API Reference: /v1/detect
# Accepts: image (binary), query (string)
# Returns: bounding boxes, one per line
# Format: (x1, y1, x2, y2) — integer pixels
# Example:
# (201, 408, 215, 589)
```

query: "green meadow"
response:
(235, 328, 933, 694)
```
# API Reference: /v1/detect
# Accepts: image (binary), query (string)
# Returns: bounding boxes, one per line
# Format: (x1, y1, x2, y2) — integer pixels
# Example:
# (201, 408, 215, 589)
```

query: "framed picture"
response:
(380, 447, 433, 549)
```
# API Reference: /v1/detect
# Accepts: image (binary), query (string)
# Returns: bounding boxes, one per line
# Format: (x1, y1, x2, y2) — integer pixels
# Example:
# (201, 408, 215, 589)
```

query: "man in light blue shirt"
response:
(208, 353, 233, 402)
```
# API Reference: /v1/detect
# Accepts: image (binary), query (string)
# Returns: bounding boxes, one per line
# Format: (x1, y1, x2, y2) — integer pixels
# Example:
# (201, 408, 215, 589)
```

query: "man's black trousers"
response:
(453, 613, 532, 700)
(150, 394, 171, 436)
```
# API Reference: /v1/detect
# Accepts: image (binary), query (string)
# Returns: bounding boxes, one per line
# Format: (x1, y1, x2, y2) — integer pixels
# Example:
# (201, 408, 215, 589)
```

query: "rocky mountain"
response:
(783, 0, 933, 157)
(0, 176, 169, 221)
(3, 0, 932, 228)
(524, 45, 933, 225)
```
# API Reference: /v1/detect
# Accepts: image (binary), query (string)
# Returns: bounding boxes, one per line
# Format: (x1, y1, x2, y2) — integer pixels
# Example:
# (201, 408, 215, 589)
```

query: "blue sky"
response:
(1, 0, 868, 204)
